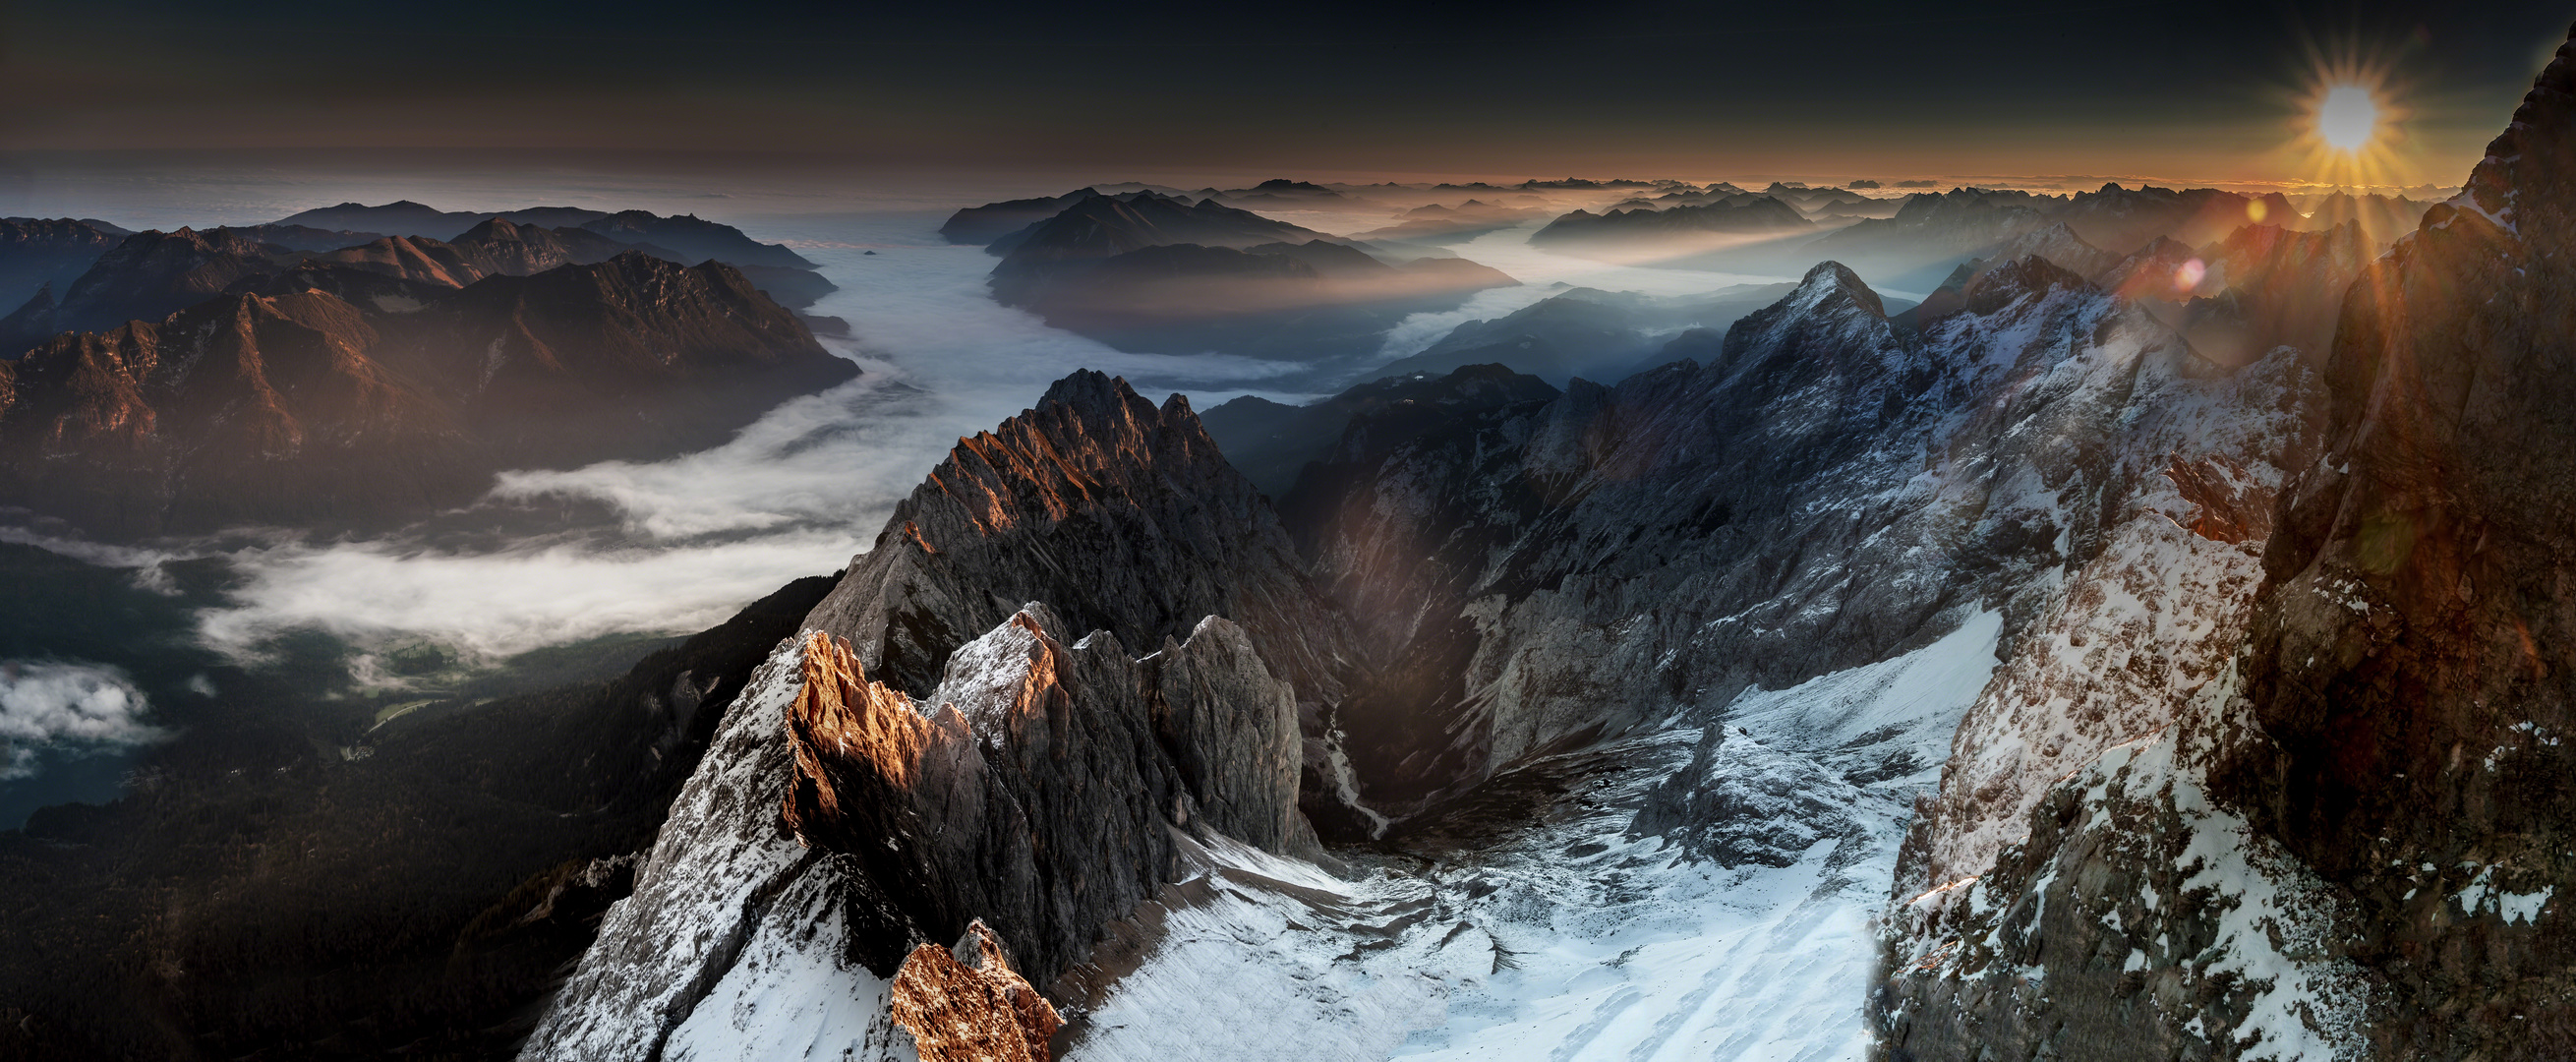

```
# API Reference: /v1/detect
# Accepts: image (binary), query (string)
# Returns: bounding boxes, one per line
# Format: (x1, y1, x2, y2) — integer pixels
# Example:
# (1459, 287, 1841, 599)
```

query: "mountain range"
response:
(1529, 194, 1817, 255)
(0, 251, 852, 539)
(0, 205, 838, 358)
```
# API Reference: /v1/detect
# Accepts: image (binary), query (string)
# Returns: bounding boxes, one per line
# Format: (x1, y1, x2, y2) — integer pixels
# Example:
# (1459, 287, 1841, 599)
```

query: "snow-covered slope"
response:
(1056, 615, 2002, 1061)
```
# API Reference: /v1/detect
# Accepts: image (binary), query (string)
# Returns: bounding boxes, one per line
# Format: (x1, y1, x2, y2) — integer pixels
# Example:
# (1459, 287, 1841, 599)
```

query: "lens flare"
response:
(2316, 85, 2378, 151)
(2172, 258, 2207, 293)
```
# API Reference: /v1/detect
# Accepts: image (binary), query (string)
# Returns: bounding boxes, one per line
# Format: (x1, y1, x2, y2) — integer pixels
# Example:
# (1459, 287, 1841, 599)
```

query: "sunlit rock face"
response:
(784, 609, 1314, 982)
(890, 920, 1061, 1062)
(801, 369, 1348, 702)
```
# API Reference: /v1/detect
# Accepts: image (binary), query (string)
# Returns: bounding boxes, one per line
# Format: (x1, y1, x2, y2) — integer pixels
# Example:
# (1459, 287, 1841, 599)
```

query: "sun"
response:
(2315, 85, 2379, 151)
(2279, 41, 2419, 190)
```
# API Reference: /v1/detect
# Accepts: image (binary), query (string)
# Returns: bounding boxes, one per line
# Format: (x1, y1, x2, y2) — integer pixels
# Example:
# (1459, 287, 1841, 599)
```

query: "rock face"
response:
(2217, 28, 2576, 1057)
(525, 374, 1339, 1061)
(1875, 27, 2576, 1062)
(0, 253, 852, 538)
(784, 609, 1310, 981)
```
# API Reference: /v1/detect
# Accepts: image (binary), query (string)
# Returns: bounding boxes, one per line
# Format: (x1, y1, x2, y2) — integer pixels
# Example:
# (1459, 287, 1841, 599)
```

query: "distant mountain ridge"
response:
(1530, 195, 1816, 253)
(268, 200, 816, 268)
(981, 191, 1515, 374)
(0, 209, 838, 357)
(0, 217, 133, 316)
(0, 253, 853, 539)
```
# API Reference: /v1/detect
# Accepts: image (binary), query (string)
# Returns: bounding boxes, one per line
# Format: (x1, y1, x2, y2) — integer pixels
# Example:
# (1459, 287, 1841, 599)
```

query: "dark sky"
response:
(4, 1, 2572, 186)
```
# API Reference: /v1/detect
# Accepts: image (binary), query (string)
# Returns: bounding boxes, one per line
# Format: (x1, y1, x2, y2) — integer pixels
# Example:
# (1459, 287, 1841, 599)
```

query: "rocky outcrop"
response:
(891, 921, 1062, 1062)
(784, 606, 1311, 982)
(527, 373, 1343, 1061)
(0, 253, 852, 538)
(522, 612, 1309, 1062)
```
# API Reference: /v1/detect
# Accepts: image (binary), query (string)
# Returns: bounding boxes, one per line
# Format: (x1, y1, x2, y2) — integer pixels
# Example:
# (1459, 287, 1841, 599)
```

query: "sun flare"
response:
(2316, 85, 2378, 151)
(2285, 44, 2418, 190)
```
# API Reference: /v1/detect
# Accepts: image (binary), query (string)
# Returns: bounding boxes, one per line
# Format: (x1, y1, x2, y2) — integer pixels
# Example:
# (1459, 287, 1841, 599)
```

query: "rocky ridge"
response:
(525, 375, 1343, 1061)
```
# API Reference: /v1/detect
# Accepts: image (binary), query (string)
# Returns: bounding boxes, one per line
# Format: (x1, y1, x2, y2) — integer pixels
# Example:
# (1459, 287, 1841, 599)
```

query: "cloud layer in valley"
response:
(0, 663, 165, 780)
(23, 200, 1801, 669)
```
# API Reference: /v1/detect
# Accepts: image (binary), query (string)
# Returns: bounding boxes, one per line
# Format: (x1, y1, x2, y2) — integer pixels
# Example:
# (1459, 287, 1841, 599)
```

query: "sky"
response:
(3, 1, 2572, 190)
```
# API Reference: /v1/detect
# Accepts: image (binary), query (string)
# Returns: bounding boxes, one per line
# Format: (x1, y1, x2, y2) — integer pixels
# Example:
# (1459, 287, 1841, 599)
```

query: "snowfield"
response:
(1059, 614, 2005, 1061)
